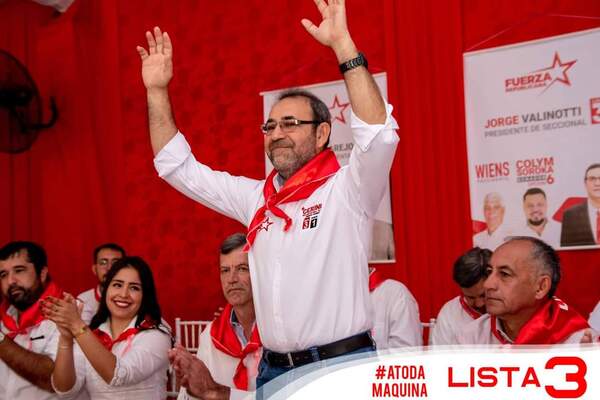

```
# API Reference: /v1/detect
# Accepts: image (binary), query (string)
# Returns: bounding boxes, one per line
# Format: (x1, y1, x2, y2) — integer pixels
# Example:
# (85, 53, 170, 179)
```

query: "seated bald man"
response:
(458, 236, 598, 344)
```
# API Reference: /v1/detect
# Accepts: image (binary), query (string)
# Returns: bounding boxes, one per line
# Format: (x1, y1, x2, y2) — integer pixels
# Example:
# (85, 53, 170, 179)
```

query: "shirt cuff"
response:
(351, 103, 399, 152)
(153, 131, 192, 178)
(110, 356, 127, 386)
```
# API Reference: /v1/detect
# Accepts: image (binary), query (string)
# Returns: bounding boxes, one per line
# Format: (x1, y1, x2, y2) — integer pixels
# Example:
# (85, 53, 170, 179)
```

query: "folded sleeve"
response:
(344, 103, 400, 217)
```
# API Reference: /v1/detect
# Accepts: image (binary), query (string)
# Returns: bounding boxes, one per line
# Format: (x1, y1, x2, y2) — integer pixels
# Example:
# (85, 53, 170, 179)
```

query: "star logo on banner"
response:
(258, 217, 274, 232)
(533, 52, 576, 93)
(329, 95, 351, 124)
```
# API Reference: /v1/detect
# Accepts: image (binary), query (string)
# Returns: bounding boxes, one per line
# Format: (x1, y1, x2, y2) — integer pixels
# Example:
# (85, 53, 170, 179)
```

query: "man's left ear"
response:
(316, 122, 331, 151)
(534, 275, 551, 300)
(40, 266, 49, 284)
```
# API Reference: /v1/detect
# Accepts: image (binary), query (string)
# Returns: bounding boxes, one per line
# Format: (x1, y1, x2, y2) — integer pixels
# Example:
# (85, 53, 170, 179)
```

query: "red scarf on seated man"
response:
(368, 268, 389, 292)
(492, 297, 589, 344)
(210, 303, 261, 390)
(0, 281, 63, 339)
(244, 149, 340, 250)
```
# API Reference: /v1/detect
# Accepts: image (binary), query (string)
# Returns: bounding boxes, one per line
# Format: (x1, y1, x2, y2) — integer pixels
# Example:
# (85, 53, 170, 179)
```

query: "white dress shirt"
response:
(155, 104, 399, 352)
(457, 314, 596, 345)
(512, 219, 561, 248)
(370, 280, 422, 349)
(0, 305, 88, 400)
(53, 318, 171, 399)
(473, 224, 513, 251)
(177, 315, 261, 400)
(430, 296, 482, 345)
(77, 287, 100, 324)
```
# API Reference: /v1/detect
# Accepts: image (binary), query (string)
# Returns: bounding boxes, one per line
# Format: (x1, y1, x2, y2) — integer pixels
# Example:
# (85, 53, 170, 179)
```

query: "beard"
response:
(527, 217, 546, 226)
(267, 136, 317, 180)
(7, 281, 45, 311)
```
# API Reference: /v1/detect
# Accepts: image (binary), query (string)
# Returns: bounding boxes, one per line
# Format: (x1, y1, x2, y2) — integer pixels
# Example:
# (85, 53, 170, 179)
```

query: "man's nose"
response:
(483, 274, 496, 290)
(270, 123, 287, 140)
(228, 270, 240, 283)
(6, 272, 17, 286)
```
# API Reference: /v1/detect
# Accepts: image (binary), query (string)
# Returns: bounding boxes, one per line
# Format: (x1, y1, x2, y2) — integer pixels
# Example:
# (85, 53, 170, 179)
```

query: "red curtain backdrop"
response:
(1, 0, 599, 325)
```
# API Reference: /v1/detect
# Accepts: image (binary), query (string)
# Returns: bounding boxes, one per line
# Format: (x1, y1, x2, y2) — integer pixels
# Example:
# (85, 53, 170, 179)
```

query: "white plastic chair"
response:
(166, 318, 212, 398)
(420, 318, 436, 346)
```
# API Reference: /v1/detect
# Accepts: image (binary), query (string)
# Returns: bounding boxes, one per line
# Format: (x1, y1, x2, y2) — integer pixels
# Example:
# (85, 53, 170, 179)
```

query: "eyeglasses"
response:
(585, 176, 600, 184)
(97, 258, 121, 267)
(261, 118, 321, 135)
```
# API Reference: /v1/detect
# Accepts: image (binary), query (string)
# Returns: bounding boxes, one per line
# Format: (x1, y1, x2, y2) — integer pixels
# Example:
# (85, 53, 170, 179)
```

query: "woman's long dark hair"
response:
(90, 256, 162, 330)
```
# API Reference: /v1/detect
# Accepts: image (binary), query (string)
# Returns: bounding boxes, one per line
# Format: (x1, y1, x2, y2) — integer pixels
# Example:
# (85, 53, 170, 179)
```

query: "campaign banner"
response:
(261, 73, 396, 262)
(259, 345, 600, 400)
(464, 28, 600, 251)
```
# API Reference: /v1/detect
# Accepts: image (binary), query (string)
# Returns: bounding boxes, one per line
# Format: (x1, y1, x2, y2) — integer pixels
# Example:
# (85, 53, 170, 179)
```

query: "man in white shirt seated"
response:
(369, 267, 422, 349)
(458, 236, 598, 344)
(172, 233, 261, 400)
(430, 247, 491, 345)
(0, 241, 85, 400)
(77, 243, 125, 323)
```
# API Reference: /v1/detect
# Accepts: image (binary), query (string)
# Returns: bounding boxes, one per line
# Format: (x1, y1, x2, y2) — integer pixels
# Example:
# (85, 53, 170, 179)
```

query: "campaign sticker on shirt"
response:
(301, 203, 322, 230)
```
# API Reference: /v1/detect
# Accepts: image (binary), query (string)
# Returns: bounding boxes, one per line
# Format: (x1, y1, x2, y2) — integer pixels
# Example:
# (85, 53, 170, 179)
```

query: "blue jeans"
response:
(256, 338, 376, 398)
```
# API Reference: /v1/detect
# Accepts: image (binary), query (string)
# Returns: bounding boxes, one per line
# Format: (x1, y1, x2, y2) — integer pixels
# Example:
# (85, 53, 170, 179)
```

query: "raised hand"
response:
(168, 344, 195, 383)
(41, 295, 86, 337)
(301, 0, 354, 55)
(136, 26, 173, 90)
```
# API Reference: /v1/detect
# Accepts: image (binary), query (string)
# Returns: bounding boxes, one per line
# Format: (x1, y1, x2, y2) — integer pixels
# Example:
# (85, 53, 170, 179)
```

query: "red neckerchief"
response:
(94, 286, 101, 302)
(210, 304, 261, 390)
(459, 295, 483, 320)
(491, 297, 589, 345)
(244, 149, 340, 250)
(0, 281, 63, 339)
(368, 268, 388, 292)
(93, 318, 155, 351)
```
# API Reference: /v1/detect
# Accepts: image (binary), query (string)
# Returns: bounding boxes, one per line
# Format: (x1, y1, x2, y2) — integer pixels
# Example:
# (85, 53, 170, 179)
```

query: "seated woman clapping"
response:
(41, 256, 171, 399)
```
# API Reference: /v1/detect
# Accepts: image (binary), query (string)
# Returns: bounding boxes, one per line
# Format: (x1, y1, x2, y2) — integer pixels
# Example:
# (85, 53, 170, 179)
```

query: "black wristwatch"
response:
(339, 52, 368, 74)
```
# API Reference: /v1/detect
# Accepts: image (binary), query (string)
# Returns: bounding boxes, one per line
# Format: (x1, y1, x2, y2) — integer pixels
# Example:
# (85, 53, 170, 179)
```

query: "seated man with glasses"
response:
(560, 163, 600, 247)
(76, 243, 125, 323)
(138, 0, 399, 388)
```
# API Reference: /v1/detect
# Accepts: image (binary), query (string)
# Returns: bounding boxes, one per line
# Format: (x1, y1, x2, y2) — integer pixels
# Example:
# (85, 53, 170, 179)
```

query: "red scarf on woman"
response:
(94, 318, 155, 350)
(244, 149, 340, 250)
(0, 281, 63, 339)
(491, 297, 589, 344)
(210, 304, 261, 390)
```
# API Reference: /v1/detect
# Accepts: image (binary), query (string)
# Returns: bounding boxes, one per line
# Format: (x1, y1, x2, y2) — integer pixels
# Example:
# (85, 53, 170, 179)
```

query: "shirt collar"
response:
(274, 173, 285, 191)
(98, 317, 137, 338)
(229, 308, 249, 347)
(495, 318, 514, 344)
